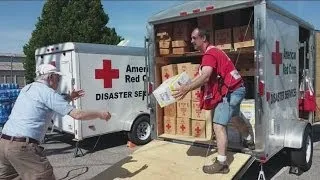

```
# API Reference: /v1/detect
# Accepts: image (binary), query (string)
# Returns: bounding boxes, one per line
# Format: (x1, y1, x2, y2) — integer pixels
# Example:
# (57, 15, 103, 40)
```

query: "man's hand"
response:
(100, 112, 111, 121)
(70, 89, 85, 101)
(172, 84, 191, 100)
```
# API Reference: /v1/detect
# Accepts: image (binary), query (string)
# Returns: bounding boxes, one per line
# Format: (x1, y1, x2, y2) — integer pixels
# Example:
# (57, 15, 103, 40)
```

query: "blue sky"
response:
(0, 0, 319, 54)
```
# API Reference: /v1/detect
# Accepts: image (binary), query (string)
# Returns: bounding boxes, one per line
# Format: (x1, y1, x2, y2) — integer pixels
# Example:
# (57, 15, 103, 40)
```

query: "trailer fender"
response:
(284, 120, 311, 149)
(122, 112, 150, 131)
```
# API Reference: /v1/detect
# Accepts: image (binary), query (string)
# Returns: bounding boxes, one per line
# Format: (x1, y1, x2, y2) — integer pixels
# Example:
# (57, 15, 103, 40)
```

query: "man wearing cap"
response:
(0, 64, 111, 180)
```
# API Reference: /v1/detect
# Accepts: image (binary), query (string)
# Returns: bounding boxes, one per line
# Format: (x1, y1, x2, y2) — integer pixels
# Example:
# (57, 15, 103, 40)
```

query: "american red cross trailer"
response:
(35, 42, 152, 156)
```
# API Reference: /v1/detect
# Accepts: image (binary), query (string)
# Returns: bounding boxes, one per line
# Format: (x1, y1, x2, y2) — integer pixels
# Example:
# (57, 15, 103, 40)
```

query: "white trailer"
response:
(92, 0, 318, 179)
(35, 43, 151, 156)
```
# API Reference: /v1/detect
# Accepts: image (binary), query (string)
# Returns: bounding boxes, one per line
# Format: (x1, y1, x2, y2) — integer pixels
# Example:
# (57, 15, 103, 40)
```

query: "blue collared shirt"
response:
(2, 82, 74, 142)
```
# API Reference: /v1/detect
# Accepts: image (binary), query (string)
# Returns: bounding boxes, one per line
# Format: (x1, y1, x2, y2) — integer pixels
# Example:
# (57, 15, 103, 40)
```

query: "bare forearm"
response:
(69, 109, 102, 120)
(188, 75, 208, 91)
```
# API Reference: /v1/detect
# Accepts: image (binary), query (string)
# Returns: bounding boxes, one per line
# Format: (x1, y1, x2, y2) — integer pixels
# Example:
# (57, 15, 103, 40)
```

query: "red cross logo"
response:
(180, 124, 186, 132)
(272, 41, 282, 75)
(95, 60, 119, 88)
(164, 72, 170, 79)
(194, 71, 199, 78)
(166, 123, 171, 130)
(195, 126, 201, 135)
(195, 91, 201, 99)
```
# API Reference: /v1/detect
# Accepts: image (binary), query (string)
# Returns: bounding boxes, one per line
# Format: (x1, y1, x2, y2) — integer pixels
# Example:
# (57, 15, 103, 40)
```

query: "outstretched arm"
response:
(68, 109, 111, 121)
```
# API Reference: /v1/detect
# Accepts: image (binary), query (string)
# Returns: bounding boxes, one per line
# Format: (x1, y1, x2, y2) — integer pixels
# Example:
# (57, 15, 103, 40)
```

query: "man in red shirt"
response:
(173, 28, 254, 174)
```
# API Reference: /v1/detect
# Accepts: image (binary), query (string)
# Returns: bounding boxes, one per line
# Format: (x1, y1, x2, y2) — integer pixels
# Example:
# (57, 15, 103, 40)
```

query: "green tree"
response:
(23, 0, 122, 83)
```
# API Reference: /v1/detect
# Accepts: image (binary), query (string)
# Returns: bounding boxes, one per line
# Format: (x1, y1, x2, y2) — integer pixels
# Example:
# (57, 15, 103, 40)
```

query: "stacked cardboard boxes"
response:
(197, 15, 214, 44)
(156, 23, 172, 56)
(172, 21, 192, 54)
(233, 25, 254, 50)
(160, 63, 208, 139)
(161, 64, 178, 135)
(215, 28, 232, 50)
(189, 64, 206, 138)
(176, 63, 192, 136)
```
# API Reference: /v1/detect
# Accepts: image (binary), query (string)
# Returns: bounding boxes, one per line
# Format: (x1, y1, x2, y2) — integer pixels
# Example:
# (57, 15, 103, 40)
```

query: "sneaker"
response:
(202, 158, 230, 174)
(243, 139, 255, 150)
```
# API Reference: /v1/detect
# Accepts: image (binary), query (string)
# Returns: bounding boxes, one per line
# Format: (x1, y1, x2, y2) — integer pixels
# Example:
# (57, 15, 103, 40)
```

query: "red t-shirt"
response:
(201, 46, 243, 95)
(198, 46, 243, 110)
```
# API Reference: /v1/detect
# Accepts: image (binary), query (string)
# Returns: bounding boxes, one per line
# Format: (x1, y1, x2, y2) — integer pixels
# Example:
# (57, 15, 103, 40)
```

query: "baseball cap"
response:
(35, 64, 64, 76)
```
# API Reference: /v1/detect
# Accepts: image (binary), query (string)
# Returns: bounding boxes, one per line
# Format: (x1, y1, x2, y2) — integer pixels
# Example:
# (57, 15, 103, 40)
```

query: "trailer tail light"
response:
(148, 82, 153, 95)
(192, 9, 200, 13)
(259, 156, 267, 163)
(180, 11, 187, 16)
(206, 6, 214, 11)
(259, 80, 265, 96)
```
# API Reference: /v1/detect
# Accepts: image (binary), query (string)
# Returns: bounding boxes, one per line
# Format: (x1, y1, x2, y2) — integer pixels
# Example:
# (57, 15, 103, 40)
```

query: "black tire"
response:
(290, 126, 313, 171)
(128, 115, 151, 145)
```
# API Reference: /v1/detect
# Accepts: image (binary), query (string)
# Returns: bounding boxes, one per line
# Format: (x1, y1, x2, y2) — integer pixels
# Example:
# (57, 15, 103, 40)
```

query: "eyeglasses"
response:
(51, 74, 61, 82)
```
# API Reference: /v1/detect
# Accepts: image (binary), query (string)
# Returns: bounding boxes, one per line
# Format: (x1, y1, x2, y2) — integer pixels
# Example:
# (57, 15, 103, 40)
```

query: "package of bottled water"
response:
(0, 83, 20, 102)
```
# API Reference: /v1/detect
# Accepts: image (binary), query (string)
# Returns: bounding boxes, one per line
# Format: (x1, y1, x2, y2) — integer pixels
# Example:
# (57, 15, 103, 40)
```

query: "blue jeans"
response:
(213, 87, 246, 126)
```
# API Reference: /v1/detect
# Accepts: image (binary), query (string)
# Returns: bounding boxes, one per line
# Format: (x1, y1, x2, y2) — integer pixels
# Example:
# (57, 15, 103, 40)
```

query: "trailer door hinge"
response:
(71, 78, 75, 85)
(257, 18, 261, 30)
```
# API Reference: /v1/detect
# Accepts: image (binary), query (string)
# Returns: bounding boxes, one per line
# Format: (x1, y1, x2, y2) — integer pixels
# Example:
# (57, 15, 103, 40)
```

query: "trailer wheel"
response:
(290, 127, 313, 171)
(128, 115, 151, 145)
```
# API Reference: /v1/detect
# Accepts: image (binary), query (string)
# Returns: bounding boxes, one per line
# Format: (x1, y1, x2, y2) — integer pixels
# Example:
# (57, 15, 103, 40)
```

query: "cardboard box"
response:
(161, 64, 178, 82)
(164, 116, 176, 135)
(159, 49, 170, 55)
(177, 99, 191, 118)
(192, 88, 201, 101)
(176, 63, 192, 100)
(172, 40, 187, 48)
(190, 64, 200, 79)
(153, 72, 192, 108)
(240, 99, 255, 125)
(173, 21, 192, 41)
(197, 15, 212, 30)
(177, 63, 191, 75)
(173, 47, 189, 55)
(215, 28, 232, 50)
(192, 120, 206, 138)
(164, 103, 177, 117)
(197, 15, 214, 43)
(192, 101, 206, 120)
(159, 40, 171, 49)
(176, 117, 191, 136)
(233, 25, 254, 49)
(156, 23, 172, 41)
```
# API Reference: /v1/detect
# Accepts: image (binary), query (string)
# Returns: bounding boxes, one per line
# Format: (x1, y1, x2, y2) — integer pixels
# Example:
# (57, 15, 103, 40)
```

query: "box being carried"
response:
(153, 72, 192, 108)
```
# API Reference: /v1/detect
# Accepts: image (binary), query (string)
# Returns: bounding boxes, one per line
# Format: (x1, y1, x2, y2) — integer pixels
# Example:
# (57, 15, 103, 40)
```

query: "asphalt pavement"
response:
(41, 124, 320, 180)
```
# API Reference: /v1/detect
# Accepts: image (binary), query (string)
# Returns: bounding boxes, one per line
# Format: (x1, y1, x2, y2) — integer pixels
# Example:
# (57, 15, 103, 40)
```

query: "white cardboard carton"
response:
(153, 72, 191, 108)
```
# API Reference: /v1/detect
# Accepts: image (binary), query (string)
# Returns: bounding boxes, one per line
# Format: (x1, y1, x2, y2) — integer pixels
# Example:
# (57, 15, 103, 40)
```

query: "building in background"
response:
(0, 53, 26, 88)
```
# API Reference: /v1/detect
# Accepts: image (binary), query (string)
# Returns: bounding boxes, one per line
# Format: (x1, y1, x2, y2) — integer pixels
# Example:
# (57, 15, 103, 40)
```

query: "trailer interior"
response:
(154, 7, 256, 149)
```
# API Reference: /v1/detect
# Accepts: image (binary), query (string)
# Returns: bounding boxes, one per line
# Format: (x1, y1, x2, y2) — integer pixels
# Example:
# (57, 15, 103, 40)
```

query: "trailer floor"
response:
(92, 140, 251, 180)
